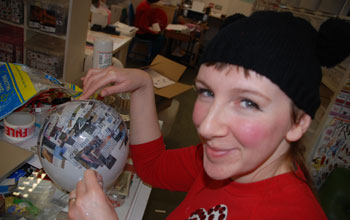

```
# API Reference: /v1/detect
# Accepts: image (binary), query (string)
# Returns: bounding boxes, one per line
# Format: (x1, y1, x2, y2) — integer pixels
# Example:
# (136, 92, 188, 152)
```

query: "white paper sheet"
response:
(145, 68, 175, 89)
(192, 1, 205, 12)
(166, 24, 188, 31)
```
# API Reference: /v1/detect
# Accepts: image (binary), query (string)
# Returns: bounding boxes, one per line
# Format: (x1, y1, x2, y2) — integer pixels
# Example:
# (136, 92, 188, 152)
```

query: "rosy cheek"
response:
(192, 101, 207, 128)
(233, 120, 271, 148)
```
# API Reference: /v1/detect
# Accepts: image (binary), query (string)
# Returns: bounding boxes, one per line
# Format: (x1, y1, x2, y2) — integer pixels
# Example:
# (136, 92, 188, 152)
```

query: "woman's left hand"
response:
(68, 169, 119, 220)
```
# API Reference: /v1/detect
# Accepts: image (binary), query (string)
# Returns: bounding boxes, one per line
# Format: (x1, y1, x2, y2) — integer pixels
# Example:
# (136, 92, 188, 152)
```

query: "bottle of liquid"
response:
(93, 37, 113, 69)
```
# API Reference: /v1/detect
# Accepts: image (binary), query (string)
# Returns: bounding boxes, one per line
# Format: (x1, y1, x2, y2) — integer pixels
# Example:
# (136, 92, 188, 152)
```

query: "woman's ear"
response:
(286, 113, 312, 142)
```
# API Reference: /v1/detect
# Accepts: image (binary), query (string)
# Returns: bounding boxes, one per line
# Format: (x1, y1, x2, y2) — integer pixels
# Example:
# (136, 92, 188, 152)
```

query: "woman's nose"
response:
(197, 104, 228, 139)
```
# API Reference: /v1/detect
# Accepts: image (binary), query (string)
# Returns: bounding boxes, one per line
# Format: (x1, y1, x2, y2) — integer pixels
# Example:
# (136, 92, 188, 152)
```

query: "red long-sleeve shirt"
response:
(130, 136, 327, 219)
(134, 1, 157, 35)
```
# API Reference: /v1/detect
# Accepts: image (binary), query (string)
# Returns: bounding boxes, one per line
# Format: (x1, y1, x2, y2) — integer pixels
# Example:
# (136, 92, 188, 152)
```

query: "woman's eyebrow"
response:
(230, 88, 271, 102)
(195, 78, 271, 102)
(194, 78, 209, 87)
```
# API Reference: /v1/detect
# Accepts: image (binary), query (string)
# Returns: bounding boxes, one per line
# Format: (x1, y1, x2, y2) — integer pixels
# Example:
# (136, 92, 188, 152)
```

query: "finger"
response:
(81, 70, 111, 99)
(68, 197, 76, 208)
(83, 68, 104, 87)
(96, 172, 103, 187)
(81, 71, 104, 98)
(76, 179, 86, 198)
(82, 69, 96, 87)
(84, 66, 114, 88)
(100, 83, 125, 97)
(68, 189, 77, 208)
(84, 169, 103, 192)
(82, 71, 121, 99)
(69, 189, 76, 199)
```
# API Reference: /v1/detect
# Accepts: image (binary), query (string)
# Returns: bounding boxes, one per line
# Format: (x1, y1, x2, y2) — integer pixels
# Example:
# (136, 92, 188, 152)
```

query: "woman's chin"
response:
(204, 160, 235, 180)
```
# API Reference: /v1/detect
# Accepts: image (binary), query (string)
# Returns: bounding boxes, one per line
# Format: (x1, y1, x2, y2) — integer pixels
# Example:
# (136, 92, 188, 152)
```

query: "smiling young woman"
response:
(192, 64, 310, 183)
(68, 11, 350, 220)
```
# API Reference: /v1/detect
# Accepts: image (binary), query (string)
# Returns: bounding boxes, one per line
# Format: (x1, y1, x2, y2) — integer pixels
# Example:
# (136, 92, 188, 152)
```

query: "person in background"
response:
(132, 0, 167, 60)
(68, 11, 350, 220)
(134, 0, 162, 40)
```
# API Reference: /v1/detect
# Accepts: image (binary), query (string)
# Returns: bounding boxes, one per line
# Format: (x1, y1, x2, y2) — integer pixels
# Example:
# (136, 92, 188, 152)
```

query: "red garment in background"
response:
(134, 1, 167, 35)
(130, 136, 328, 220)
(134, 1, 156, 35)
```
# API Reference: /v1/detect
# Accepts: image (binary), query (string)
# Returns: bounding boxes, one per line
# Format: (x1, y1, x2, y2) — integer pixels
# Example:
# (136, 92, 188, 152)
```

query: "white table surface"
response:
(85, 30, 132, 66)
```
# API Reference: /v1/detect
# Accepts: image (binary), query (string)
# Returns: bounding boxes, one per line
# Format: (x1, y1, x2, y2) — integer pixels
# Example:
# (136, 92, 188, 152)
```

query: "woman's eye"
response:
(197, 88, 214, 97)
(240, 99, 260, 110)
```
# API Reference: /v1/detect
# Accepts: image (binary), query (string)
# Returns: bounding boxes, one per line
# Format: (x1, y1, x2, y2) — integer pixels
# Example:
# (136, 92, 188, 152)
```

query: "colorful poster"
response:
(310, 80, 350, 188)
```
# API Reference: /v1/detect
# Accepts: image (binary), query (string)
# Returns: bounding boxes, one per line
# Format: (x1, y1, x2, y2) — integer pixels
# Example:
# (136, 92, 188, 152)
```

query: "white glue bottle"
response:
(93, 37, 113, 69)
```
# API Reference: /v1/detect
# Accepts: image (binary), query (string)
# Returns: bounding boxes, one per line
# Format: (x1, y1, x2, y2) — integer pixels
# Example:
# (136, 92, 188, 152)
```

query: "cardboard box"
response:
(0, 140, 33, 182)
(149, 55, 192, 99)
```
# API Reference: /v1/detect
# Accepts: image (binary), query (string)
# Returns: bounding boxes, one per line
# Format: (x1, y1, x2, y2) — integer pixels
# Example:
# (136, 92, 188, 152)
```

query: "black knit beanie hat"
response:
(200, 11, 350, 118)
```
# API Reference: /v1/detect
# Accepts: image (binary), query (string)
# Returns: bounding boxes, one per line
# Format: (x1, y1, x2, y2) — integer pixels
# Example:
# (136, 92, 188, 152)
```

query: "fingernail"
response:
(98, 180, 103, 187)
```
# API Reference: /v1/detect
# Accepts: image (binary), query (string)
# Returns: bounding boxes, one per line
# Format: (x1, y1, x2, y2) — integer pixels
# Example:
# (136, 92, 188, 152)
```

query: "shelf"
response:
(0, 0, 91, 86)
(0, 19, 24, 29)
(26, 27, 67, 40)
(339, 15, 350, 20)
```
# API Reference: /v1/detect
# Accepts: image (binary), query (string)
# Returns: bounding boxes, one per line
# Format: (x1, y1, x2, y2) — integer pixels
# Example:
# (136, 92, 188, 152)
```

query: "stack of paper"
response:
(113, 21, 138, 37)
(166, 24, 189, 31)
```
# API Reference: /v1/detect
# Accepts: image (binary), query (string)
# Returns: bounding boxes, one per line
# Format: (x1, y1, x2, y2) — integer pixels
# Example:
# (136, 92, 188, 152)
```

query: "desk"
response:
(85, 30, 132, 66)
(165, 16, 207, 66)
(164, 28, 200, 66)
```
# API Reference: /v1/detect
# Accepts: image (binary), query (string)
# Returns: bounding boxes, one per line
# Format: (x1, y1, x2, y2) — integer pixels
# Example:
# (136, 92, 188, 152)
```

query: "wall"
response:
(201, 0, 254, 16)
(107, 0, 255, 16)
(106, 0, 142, 12)
(228, 0, 254, 16)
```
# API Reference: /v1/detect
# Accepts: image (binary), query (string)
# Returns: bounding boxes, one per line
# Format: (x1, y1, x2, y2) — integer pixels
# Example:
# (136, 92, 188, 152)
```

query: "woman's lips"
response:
(205, 144, 237, 159)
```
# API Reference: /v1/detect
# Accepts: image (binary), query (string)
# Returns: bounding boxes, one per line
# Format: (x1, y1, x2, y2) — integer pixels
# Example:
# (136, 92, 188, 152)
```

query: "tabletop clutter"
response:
(0, 62, 134, 219)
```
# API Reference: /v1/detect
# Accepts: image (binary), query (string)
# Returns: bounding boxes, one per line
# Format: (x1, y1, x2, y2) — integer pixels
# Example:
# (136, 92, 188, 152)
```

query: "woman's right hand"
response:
(80, 66, 161, 145)
(79, 66, 153, 100)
